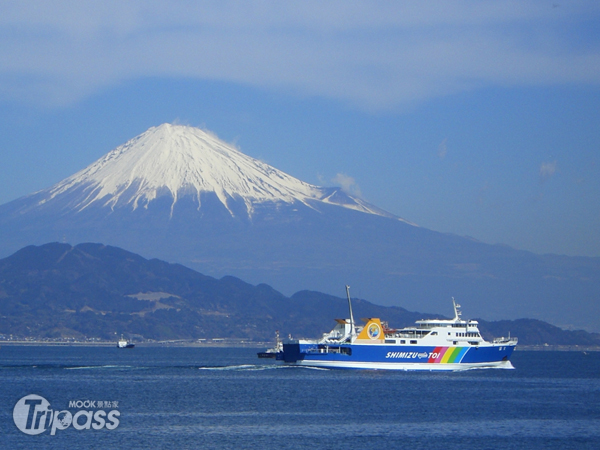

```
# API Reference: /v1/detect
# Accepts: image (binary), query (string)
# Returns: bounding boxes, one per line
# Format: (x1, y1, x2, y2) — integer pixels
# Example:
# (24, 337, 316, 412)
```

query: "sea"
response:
(1, 346, 599, 449)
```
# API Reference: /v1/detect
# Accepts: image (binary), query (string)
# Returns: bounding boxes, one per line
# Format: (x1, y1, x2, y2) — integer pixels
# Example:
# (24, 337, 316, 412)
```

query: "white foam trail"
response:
(65, 365, 134, 370)
(198, 364, 301, 371)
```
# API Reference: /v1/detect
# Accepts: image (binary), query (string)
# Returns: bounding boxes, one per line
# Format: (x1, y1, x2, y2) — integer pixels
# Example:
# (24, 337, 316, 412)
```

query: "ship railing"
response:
(493, 337, 518, 345)
(388, 331, 431, 339)
(320, 337, 347, 344)
(306, 345, 352, 355)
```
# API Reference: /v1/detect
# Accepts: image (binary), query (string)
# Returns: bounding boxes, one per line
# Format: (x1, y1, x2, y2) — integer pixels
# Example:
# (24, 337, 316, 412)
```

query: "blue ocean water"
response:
(0, 346, 599, 449)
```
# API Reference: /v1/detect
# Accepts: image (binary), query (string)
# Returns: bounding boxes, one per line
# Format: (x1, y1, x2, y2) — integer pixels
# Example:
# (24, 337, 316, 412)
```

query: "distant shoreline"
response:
(0, 341, 598, 351)
(0, 340, 269, 348)
(515, 345, 600, 352)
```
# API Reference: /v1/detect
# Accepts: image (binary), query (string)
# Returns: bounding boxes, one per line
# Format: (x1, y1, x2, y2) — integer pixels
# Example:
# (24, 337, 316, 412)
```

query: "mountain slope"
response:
(0, 124, 598, 332)
(32, 123, 399, 219)
(1, 242, 598, 346)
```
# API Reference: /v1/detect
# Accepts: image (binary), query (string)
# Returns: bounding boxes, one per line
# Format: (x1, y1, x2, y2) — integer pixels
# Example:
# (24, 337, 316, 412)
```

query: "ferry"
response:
(117, 335, 135, 349)
(279, 286, 517, 370)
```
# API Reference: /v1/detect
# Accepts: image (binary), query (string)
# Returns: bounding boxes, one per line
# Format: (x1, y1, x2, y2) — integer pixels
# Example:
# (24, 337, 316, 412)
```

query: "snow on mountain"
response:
(39, 123, 403, 220)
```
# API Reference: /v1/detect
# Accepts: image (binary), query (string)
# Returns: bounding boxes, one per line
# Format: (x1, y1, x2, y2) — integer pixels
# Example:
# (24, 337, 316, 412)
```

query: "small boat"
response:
(257, 330, 283, 358)
(279, 286, 517, 371)
(117, 335, 135, 349)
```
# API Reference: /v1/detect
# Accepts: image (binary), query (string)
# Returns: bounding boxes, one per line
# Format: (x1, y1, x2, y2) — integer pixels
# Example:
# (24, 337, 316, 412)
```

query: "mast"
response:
(452, 297, 462, 321)
(346, 285, 356, 338)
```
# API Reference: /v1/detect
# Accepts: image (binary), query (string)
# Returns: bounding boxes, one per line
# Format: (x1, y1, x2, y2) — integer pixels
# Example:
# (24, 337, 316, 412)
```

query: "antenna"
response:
(346, 285, 356, 337)
(452, 297, 462, 321)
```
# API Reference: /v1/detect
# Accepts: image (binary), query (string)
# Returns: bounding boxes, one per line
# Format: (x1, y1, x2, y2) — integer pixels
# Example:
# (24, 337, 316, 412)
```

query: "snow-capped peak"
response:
(41, 123, 405, 220)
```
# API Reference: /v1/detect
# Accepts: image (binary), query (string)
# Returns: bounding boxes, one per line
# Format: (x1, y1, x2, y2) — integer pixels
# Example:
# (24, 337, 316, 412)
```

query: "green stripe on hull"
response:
(449, 347, 469, 363)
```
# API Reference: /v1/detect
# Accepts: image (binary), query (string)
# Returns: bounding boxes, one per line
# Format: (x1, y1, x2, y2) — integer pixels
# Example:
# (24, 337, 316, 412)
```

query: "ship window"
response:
(400, 340, 405, 344)
(385, 339, 395, 344)
(431, 332, 437, 336)
(453, 341, 457, 345)
(410, 340, 417, 344)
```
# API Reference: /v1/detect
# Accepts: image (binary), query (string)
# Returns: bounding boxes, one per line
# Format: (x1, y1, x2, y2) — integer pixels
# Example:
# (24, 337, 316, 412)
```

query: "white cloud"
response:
(438, 138, 448, 159)
(1, 1, 600, 109)
(332, 173, 362, 197)
(540, 160, 557, 181)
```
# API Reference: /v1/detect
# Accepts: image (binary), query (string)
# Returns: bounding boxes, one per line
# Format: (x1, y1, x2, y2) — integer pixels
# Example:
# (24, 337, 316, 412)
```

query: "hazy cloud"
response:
(1, 2, 600, 109)
(332, 173, 362, 197)
(540, 160, 557, 181)
(438, 138, 448, 159)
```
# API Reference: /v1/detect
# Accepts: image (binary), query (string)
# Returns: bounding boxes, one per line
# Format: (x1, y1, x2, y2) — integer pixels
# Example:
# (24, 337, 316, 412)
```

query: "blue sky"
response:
(1, 1, 599, 257)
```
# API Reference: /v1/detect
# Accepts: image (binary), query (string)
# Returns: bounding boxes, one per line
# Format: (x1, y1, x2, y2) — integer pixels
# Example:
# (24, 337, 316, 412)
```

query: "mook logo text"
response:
(13, 394, 120, 436)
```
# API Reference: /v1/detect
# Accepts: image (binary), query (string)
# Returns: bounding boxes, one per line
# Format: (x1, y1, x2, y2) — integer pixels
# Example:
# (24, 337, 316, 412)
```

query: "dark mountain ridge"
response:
(1, 242, 598, 346)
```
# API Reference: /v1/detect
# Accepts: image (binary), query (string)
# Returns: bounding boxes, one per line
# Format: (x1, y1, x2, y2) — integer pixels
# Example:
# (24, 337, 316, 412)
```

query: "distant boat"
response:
(117, 335, 135, 349)
(279, 286, 518, 370)
(257, 330, 283, 358)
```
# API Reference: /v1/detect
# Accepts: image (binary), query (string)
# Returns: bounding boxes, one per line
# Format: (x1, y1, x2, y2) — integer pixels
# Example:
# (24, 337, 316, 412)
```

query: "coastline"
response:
(515, 345, 600, 352)
(0, 339, 269, 348)
(0, 340, 598, 351)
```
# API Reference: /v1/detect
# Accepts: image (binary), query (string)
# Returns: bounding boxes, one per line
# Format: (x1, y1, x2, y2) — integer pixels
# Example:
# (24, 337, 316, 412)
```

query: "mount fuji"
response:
(38, 124, 396, 221)
(0, 124, 598, 331)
